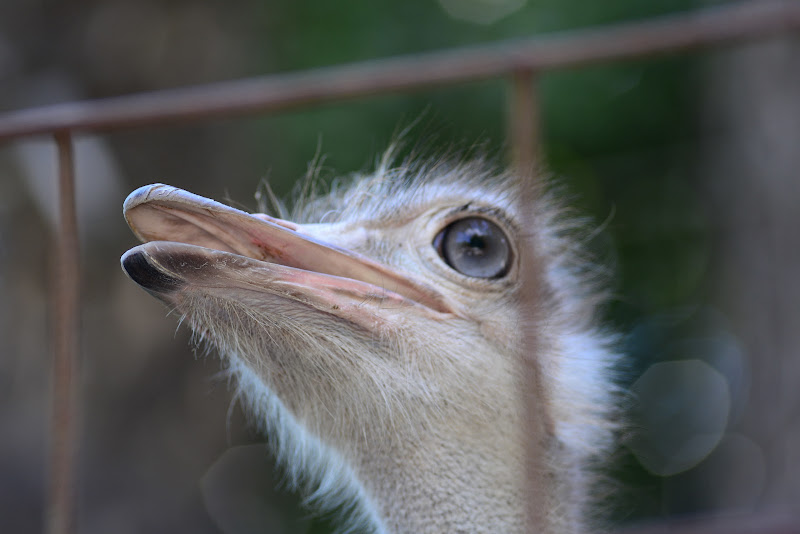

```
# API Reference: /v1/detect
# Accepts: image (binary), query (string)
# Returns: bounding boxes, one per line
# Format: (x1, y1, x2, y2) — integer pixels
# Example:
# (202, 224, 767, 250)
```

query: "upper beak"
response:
(120, 184, 455, 317)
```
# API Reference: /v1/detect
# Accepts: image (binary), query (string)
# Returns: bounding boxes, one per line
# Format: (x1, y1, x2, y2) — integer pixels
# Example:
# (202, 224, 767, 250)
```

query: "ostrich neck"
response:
(353, 424, 531, 533)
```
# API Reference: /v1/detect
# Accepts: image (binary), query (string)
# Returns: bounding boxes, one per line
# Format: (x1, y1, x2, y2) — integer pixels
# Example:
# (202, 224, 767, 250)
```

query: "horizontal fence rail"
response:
(2, 2, 799, 534)
(0, 0, 798, 141)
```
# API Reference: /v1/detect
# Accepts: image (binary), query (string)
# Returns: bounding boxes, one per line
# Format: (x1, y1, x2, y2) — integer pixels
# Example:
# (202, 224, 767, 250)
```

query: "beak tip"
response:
(121, 247, 185, 294)
(122, 183, 174, 214)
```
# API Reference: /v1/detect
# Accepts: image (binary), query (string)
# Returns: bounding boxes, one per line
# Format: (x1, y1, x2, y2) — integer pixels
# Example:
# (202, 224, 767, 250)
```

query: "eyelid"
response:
(439, 205, 516, 236)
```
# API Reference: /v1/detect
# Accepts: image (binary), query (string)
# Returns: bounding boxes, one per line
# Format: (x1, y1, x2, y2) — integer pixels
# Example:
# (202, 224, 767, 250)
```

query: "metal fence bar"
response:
(0, 0, 798, 142)
(509, 70, 540, 180)
(507, 69, 547, 534)
(48, 132, 79, 534)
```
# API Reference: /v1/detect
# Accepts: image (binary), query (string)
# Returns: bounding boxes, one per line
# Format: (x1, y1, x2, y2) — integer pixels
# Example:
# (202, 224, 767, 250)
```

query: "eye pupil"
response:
(467, 234, 485, 251)
(435, 217, 511, 279)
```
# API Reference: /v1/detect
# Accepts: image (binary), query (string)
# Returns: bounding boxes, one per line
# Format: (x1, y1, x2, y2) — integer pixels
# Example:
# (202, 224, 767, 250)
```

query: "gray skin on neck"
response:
(121, 158, 619, 533)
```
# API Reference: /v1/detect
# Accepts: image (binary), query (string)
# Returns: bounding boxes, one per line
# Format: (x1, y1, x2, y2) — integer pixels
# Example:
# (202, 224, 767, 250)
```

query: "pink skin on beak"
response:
(121, 184, 455, 322)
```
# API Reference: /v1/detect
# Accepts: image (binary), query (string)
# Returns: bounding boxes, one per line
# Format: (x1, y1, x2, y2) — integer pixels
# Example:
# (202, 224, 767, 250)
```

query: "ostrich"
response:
(121, 157, 618, 533)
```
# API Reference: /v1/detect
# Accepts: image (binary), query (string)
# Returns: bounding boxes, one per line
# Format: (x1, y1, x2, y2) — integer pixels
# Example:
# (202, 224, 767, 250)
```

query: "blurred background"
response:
(0, 0, 798, 532)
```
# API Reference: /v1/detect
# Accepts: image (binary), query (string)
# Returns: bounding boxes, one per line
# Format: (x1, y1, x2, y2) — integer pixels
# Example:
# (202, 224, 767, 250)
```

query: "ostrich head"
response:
(121, 158, 618, 533)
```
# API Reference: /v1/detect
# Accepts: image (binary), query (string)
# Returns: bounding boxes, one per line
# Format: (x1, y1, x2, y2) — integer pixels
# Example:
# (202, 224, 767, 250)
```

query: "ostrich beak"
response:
(120, 184, 454, 324)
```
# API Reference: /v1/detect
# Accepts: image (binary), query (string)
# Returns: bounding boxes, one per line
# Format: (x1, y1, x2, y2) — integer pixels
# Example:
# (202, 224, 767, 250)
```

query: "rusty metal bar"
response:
(508, 68, 548, 533)
(509, 70, 541, 180)
(48, 132, 79, 534)
(0, 0, 798, 141)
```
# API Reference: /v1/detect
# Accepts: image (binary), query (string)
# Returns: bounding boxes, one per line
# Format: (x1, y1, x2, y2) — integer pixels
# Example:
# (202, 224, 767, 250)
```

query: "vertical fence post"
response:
(509, 69, 541, 181)
(48, 131, 79, 534)
(508, 69, 548, 534)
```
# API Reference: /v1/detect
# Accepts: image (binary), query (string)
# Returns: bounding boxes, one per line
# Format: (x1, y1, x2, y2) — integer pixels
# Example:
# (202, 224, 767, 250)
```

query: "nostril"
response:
(121, 249, 185, 293)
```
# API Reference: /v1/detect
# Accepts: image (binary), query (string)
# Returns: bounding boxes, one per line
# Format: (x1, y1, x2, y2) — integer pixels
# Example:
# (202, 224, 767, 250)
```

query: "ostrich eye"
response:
(434, 217, 512, 279)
